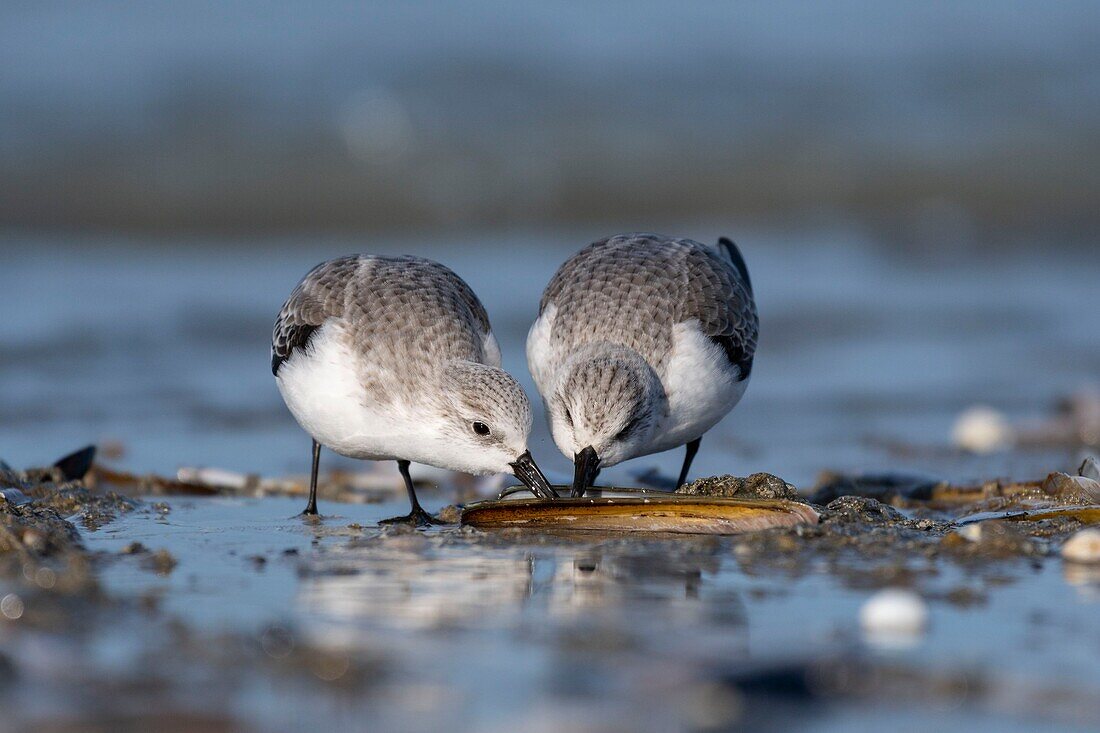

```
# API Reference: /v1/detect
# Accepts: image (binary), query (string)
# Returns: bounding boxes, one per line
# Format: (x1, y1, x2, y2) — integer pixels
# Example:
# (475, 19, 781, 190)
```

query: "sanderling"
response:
(527, 233, 758, 495)
(273, 254, 555, 523)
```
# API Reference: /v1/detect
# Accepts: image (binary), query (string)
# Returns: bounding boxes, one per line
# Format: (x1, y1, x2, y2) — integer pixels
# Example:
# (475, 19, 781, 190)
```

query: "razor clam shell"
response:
(461, 495, 819, 535)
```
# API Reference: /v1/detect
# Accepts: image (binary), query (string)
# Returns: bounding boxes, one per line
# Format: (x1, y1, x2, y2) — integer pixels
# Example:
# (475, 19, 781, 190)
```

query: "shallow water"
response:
(40, 494, 1093, 732)
(2, 228, 1099, 730)
(3, 228, 1097, 491)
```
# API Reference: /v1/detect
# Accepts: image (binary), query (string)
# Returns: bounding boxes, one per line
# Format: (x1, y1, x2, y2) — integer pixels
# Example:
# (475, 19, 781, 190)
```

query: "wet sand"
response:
(3, 456, 1100, 732)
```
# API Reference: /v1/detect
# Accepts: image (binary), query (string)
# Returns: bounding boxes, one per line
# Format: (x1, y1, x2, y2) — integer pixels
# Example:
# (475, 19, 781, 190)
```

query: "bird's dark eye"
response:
(472, 421, 491, 436)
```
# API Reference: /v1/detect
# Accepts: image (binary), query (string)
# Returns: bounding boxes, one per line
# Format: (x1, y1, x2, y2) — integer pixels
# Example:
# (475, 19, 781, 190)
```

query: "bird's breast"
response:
(648, 320, 748, 453)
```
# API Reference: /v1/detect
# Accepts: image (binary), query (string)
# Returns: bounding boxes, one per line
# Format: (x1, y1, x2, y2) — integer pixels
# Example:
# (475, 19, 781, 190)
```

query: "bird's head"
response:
(545, 343, 665, 494)
(432, 360, 555, 498)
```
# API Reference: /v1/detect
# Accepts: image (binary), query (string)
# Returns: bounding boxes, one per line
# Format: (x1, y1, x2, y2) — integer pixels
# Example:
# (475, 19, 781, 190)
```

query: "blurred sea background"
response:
(2, 0, 1098, 489)
(4, 5, 1100, 732)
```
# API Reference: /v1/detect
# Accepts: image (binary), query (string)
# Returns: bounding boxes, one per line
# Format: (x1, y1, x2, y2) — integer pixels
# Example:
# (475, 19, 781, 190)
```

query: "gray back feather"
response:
(272, 255, 493, 377)
(540, 233, 758, 379)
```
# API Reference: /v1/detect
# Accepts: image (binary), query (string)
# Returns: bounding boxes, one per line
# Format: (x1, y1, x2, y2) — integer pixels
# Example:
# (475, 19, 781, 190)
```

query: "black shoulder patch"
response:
(272, 323, 319, 376)
(711, 334, 753, 381)
(717, 237, 753, 295)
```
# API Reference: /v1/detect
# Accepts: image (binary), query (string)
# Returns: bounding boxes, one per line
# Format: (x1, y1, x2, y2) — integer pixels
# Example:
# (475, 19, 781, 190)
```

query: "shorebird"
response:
(527, 233, 758, 495)
(272, 254, 556, 523)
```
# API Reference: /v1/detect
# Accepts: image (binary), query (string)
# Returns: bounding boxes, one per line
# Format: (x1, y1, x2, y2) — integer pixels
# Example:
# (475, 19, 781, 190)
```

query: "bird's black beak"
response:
(571, 445, 600, 497)
(510, 450, 558, 500)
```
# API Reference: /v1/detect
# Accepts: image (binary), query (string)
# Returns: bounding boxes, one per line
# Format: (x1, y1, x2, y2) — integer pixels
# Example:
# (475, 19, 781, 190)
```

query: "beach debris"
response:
(164, 462, 430, 502)
(1061, 529, 1100, 564)
(462, 492, 819, 535)
(804, 466, 1100, 510)
(0, 497, 83, 557)
(52, 445, 96, 481)
(952, 406, 1014, 453)
(91, 464, 220, 496)
(677, 473, 799, 501)
(15, 446, 98, 485)
(940, 520, 1040, 558)
(0, 489, 32, 507)
(809, 471, 942, 504)
(176, 466, 255, 491)
(1041, 472, 1100, 503)
(435, 504, 463, 524)
(859, 588, 929, 645)
(93, 462, 404, 503)
(958, 505, 1100, 526)
(1079, 456, 1100, 482)
(824, 496, 904, 524)
(951, 388, 1100, 453)
(1049, 388, 1100, 447)
(142, 549, 178, 575)
(955, 524, 983, 542)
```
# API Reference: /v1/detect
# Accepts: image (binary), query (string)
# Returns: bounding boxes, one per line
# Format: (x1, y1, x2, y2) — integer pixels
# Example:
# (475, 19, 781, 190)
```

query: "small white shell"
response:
(952, 406, 1013, 453)
(860, 588, 929, 645)
(1061, 529, 1100, 564)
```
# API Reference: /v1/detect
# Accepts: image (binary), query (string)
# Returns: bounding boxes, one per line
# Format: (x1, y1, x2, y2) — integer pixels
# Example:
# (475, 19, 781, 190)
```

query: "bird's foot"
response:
(379, 507, 443, 527)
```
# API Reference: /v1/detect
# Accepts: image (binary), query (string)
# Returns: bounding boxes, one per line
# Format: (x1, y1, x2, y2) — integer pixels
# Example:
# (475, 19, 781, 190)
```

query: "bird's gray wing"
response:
(537, 233, 757, 381)
(678, 239, 758, 380)
(417, 258, 492, 338)
(537, 236, 613, 316)
(271, 255, 361, 375)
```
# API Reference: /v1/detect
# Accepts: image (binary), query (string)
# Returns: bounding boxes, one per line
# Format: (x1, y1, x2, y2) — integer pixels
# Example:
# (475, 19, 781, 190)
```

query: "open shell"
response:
(461, 488, 819, 535)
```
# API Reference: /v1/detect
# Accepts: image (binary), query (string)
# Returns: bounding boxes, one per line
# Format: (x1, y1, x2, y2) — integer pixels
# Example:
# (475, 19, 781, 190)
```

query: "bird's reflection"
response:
(296, 537, 745, 641)
(298, 542, 535, 634)
(544, 552, 735, 625)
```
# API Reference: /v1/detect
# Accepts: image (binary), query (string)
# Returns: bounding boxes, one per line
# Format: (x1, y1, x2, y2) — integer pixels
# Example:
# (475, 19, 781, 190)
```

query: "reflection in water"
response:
(80, 498, 1100, 731)
(299, 542, 534, 638)
(545, 551, 742, 628)
(297, 536, 745, 648)
(1063, 562, 1100, 601)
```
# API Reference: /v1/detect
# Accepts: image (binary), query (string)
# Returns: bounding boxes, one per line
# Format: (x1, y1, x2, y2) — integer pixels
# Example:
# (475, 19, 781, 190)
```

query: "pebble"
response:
(142, 549, 178, 575)
(1061, 529, 1100, 564)
(859, 588, 929, 640)
(952, 406, 1013, 453)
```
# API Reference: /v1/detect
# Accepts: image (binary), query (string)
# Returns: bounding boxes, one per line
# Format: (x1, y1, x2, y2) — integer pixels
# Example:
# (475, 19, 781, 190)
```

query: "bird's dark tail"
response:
(717, 237, 752, 294)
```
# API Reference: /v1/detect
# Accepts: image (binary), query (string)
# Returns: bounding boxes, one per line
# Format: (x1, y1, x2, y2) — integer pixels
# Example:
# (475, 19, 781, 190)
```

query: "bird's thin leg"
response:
(677, 438, 701, 489)
(301, 439, 321, 516)
(380, 460, 442, 526)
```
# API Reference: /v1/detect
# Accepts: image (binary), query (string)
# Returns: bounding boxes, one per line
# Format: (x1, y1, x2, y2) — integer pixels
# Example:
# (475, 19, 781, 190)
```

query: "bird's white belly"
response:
(275, 323, 408, 460)
(648, 320, 748, 455)
(525, 304, 557, 398)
